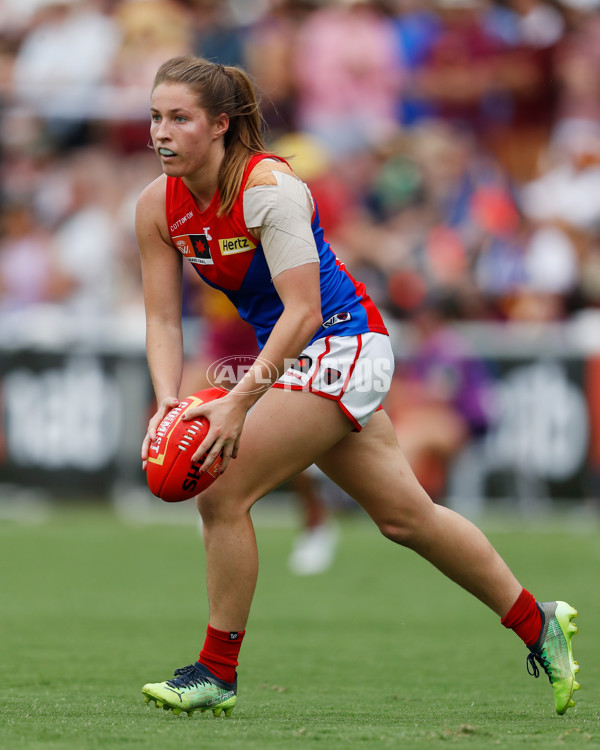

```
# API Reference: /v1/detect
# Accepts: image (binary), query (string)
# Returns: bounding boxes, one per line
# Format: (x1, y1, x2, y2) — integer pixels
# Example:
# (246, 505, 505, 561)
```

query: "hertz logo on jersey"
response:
(219, 236, 256, 255)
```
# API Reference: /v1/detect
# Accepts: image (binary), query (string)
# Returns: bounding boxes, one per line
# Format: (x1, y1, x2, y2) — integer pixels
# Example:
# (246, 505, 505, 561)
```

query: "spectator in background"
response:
(107, 0, 196, 146)
(482, 0, 563, 182)
(111, 0, 193, 92)
(0, 0, 52, 38)
(191, 0, 247, 67)
(413, 0, 511, 132)
(12, 0, 121, 144)
(555, 0, 600, 124)
(50, 148, 123, 318)
(506, 117, 600, 321)
(411, 0, 560, 181)
(0, 201, 74, 313)
(390, 0, 442, 125)
(293, 0, 404, 156)
(357, 121, 520, 321)
(244, 0, 315, 139)
(520, 119, 600, 234)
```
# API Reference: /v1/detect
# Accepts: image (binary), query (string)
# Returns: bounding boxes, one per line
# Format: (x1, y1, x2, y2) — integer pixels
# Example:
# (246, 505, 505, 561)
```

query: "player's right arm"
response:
(136, 175, 184, 465)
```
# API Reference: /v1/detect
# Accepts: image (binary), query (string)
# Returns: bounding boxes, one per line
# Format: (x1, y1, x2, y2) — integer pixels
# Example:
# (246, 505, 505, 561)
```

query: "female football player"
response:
(137, 56, 579, 718)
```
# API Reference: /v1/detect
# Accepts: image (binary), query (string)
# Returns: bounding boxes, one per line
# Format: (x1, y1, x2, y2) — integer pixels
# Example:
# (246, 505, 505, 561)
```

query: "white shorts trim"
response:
(273, 333, 394, 430)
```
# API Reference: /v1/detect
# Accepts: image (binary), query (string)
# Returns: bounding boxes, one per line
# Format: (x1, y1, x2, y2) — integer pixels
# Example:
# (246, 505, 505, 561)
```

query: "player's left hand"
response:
(182, 393, 248, 474)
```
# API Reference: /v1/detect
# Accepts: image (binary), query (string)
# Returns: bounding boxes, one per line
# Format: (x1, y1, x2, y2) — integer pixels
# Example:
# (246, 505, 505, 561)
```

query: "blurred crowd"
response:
(2, 0, 600, 511)
(1, 0, 600, 326)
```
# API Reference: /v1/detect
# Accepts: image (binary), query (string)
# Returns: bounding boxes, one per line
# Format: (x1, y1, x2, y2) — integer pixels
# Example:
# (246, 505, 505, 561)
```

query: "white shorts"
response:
(273, 333, 394, 430)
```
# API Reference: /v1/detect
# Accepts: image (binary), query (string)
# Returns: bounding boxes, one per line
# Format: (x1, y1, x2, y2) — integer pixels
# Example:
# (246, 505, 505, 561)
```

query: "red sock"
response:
(500, 588, 542, 647)
(198, 625, 245, 684)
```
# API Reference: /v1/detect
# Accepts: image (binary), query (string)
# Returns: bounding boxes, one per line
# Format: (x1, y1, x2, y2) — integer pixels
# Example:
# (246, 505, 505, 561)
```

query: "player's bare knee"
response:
(196, 486, 252, 525)
(375, 492, 435, 547)
(196, 487, 227, 524)
(377, 517, 420, 547)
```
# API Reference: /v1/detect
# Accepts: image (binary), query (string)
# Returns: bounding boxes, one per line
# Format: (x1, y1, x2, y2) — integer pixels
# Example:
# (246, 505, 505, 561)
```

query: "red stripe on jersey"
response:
(332, 253, 387, 335)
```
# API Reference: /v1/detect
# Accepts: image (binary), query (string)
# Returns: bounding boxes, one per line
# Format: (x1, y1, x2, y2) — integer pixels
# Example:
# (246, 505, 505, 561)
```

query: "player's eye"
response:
(151, 114, 161, 123)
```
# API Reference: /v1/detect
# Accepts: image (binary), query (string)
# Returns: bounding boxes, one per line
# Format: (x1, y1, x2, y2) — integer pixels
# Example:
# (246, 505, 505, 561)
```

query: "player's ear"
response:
(213, 113, 229, 139)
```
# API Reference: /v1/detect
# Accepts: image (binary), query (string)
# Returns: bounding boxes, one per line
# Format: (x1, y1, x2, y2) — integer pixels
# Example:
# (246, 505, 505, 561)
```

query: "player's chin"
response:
(160, 164, 177, 177)
(160, 158, 185, 176)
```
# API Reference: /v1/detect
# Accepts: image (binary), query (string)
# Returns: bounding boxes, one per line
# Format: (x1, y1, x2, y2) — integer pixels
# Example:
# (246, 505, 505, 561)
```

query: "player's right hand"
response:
(141, 396, 181, 470)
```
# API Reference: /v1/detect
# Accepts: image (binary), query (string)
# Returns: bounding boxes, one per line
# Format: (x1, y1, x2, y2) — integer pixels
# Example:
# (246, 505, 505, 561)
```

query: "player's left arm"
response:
(234, 159, 324, 403)
(184, 261, 322, 473)
(236, 260, 323, 401)
(183, 162, 323, 472)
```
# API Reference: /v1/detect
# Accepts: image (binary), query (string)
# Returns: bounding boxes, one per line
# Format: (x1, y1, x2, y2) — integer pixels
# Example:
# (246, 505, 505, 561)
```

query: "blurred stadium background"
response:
(1, 0, 600, 526)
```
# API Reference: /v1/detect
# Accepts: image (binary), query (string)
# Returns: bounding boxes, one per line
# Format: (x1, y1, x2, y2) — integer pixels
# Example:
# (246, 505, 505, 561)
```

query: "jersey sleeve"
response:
(242, 171, 319, 280)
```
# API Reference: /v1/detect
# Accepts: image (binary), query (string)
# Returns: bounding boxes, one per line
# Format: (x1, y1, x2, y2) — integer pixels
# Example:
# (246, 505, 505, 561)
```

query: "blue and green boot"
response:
(143, 662, 237, 717)
(527, 601, 580, 715)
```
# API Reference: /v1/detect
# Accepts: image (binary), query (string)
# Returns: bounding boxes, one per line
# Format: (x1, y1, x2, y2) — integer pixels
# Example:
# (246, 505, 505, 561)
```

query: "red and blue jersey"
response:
(165, 154, 388, 349)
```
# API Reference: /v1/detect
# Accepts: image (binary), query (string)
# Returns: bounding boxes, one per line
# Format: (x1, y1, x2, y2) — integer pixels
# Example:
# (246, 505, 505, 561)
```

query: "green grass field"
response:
(1, 502, 599, 749)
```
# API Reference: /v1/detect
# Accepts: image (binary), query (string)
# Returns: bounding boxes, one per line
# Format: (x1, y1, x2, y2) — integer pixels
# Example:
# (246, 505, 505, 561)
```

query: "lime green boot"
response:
(527, 601, 580, 715)
(143, 662, 237, 717)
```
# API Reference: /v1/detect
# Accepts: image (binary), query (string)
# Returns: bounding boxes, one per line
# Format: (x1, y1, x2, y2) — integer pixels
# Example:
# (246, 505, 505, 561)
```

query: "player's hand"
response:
(182, 394, 248, 475)
(141, 396, 180, 470)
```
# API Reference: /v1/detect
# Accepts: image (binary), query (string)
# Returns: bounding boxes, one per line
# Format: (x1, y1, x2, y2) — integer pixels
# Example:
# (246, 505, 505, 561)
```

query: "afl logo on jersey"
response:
(322, 312, 352, 328)
(173, 233, 214, 265)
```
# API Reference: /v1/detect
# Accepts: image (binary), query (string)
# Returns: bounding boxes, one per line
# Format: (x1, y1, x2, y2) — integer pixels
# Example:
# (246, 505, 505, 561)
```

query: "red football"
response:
(146, 387, 228, 502)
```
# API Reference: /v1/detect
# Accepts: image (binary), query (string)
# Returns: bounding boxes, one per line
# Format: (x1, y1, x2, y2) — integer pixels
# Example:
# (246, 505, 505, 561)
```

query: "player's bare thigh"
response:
(196, 386, 352, 517)
(315, 409, 434, 537)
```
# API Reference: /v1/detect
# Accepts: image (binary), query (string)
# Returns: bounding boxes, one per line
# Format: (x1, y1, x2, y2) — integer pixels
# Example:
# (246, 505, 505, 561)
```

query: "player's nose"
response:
(154, 120, 172, 141)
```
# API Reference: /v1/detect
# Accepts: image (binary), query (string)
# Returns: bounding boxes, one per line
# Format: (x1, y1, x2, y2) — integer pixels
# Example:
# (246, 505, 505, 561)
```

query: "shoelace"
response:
(527, 652, 552, 684)
(167, 664, 211, 689)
